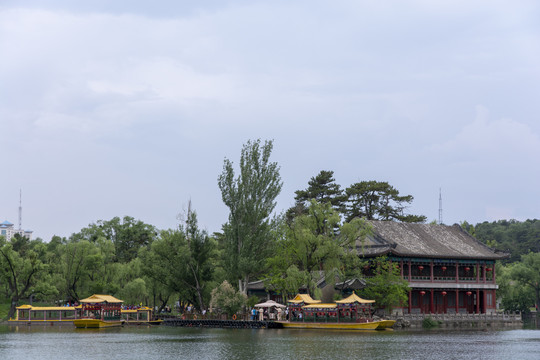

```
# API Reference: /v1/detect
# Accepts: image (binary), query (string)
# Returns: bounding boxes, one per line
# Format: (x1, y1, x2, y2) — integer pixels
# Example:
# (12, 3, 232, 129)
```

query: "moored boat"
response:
(121, 306, 163, 325)
(277, 292, 396, 330)
(8, 304, 82, 325)
(73, 294, 124, 329)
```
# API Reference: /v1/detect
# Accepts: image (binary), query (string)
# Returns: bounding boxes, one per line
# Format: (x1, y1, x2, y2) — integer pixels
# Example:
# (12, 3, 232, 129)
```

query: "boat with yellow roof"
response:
(73, 294, 124, 328)
(8, 304, 83, 325)
(277, 293, 395, 330)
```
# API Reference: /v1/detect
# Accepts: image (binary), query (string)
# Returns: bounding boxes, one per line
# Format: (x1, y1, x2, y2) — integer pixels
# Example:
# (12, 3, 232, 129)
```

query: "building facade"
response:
(359, 221, 508, 315)
(0, 220, 33, 241)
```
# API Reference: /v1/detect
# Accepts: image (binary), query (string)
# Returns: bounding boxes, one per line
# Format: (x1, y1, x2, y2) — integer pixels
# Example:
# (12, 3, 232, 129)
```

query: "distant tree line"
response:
(462, 219, 540, 263)
(10, 139, 540, 318)
(461, 219, 540, 313)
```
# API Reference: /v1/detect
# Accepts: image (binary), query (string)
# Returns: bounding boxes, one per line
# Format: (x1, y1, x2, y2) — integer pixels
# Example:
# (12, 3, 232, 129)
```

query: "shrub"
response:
(422, 316, 440, 329)
(210, 281, 246, 317)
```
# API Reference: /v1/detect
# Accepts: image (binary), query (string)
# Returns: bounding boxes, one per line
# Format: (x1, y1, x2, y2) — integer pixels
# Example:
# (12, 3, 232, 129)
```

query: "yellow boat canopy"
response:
(80, 294, 123, 304)
(15, 304, 81, 310)
(288, 294, 322, 304)
(122, 306, 153, 313)
(335, 292, 375, 304)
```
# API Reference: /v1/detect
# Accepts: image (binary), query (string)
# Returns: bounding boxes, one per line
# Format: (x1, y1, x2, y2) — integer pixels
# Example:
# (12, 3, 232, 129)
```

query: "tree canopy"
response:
(287, 170, 346, 222)
(345, 180, 426, 223)
(218, 139, 283, 293)
(267, 200, 371, 298)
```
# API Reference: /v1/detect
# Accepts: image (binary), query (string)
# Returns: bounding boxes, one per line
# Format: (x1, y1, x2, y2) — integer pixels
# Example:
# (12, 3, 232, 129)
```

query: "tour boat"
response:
(8, 304, 82, 325)
(73, 294, 124, 328)
(121, 306, 163, 325)
(277, 293, 396, 330)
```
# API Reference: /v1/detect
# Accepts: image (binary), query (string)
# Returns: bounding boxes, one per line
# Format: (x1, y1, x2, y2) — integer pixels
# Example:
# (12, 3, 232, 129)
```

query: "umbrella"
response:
(254, 300, 286, 308)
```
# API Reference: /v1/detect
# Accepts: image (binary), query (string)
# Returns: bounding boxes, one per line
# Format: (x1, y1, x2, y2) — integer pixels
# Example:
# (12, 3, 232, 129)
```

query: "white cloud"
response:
(433, 105, 540, 162)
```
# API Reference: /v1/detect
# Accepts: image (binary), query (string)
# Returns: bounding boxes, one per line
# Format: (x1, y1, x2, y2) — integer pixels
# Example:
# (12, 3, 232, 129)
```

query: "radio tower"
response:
(18, 189, 22, 230)
(438, 188, 443, 225)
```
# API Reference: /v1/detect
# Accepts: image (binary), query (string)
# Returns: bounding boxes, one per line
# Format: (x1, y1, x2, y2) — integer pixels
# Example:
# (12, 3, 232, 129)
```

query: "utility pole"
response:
(438, 188, 443, 225)
(18, 189, 22, 230)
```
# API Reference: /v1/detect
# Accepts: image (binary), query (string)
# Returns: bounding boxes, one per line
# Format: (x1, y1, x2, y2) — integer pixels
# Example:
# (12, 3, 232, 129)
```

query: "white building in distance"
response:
(0, 220, 33, 241)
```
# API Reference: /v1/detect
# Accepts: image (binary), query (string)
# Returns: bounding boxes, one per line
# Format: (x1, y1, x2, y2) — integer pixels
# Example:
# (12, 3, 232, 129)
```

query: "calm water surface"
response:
(0, 324, 539, 360)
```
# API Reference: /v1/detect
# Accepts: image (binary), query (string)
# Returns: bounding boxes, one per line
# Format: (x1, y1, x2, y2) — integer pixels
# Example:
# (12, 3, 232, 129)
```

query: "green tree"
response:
(209, 280, 246, 317)
(358, 256, 409, 312)
(345, 180, 426, 223)
(0, 236, 57, 317)
(510, 252, 540, 311)
(55, 240, 98, 303)
(218, 139, 283, 293)
(72, 216, 157, 263)
(119, 278, 148, 305)
(473, 219, 540, 263)
(497, 262, 535, 312)
(84, 236, 121, 295)
(287, 170, 346, 222)
(267, 200, 371, 297)
(139, 210, 217, 311)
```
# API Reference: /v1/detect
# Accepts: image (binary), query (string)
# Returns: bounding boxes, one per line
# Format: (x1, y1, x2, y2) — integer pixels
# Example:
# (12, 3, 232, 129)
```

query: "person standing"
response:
(251, 308, 257, 321)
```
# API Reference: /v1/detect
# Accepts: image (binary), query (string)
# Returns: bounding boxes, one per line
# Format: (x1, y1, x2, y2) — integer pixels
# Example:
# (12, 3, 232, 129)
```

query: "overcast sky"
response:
(1, 0, 539, 241)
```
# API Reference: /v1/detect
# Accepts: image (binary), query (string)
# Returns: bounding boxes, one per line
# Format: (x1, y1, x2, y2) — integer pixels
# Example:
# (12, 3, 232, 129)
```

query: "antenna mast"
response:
(438, 188, 443, 225)
(18, 189, 22, 230)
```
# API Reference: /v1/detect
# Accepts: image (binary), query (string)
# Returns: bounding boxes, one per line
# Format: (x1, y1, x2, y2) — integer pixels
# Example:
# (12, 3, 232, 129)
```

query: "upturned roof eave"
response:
(360, 247, 510, 261)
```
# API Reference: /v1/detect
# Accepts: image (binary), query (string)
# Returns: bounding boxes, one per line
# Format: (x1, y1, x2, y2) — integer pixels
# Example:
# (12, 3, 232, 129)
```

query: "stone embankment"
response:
(391, 312, 523, 328)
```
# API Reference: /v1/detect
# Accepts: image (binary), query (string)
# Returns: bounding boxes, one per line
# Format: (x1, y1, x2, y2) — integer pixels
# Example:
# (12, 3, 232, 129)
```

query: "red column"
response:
(408, 290, 412, 314)
(476, 290, 480, 313)
(430, 290, 434, 314)
(455, 290, 459, 313)
(483, 265, 486, 283)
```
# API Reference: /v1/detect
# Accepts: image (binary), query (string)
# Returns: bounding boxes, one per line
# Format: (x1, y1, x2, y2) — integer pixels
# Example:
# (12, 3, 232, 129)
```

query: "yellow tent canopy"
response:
(335, 292, 375, 304)
(79, 294, 123, 304)
(287, 294, 322, 305)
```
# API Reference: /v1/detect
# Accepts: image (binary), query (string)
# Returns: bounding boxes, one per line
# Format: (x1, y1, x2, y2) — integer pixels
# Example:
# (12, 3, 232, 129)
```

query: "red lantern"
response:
(418, 266, 424, 271)
(465, 267, 470, 272)
(441, 266, 447, 272)
(442, 291, 447, 296)
(466, 291, 472, 296)
(486, 267, 492, 272)
(420, 291, 426, 296)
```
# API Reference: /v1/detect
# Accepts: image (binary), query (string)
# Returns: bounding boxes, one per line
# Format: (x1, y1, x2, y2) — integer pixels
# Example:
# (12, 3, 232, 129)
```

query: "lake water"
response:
(1, 324, 539, 360)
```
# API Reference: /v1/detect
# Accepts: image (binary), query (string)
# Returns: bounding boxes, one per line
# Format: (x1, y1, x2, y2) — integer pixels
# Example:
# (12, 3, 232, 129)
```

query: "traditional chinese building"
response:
(359, 221, 509, 315)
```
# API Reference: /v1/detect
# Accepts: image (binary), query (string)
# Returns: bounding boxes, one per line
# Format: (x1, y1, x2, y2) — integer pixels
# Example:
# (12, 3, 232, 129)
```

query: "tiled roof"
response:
(357, 221, 508, 260)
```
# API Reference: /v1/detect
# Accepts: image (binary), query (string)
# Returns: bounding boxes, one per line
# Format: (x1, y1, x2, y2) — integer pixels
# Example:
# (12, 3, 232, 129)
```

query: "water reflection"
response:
(0, 325, 538, 360)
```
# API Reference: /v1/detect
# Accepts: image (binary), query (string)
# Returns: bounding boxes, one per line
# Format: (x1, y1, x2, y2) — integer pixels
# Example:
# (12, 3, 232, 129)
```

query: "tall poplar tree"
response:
(218, 139, 282, 294)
